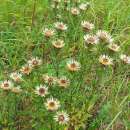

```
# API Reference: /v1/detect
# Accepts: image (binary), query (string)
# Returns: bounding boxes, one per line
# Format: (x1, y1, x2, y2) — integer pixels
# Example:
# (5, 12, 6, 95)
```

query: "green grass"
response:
(0, 0, 130, 130)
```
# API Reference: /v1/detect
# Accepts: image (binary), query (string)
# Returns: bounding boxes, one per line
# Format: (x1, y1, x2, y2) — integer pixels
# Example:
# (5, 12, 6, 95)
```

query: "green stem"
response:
(31, 0, 37, 29)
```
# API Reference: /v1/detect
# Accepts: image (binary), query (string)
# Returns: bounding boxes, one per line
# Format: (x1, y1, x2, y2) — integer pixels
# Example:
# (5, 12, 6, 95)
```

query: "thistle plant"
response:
(0, 0, 130, 130)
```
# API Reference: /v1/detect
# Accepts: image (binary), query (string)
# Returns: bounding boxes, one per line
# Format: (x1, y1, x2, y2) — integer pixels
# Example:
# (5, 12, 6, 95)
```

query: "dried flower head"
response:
(71, 7, 80, 15)
(58, 76, 70, 88)
(120, 54, 130, 64)
(84, 34, 99, 46)
(96, 30, 113, 43)
(79, 3, 90, 11)
(20, 64, 32, 75)
(108, 43, 120, 52)
(28, 57, 42, 68)
(67, 59, 81, 72)
(11, 86, 22, 93)
(53, 0, 61, 3)
(81, 21, 94, 32)
(45, 97, 60, 111)
(64, 0, 70, 4)
(35, 85, 48, 97)
(52, 39, 65, 49)
(0, 80, 13, 90)
(54, 22, 67, 31)
(99, 55, 113, 66)
(42, 74, 57, 85)
(43, 28, 55, 38)
(10, 72, 22, 82)
(54, 111, 69, 125)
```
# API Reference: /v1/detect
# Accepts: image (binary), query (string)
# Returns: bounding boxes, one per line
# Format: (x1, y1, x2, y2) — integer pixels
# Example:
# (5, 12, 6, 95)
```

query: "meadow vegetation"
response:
(0, 0, 130, 130)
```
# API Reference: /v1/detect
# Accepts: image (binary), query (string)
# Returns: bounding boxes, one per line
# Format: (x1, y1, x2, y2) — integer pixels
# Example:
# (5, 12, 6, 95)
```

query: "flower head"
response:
(79, 3, 90, 11)
(67, 59, 81, 72)
(43, 28, 55, 38)
(35, 85, 48, 97)
(54, 111, 69, 125)
(99, 55, 113, 66)
(10, 72, 22, 82)
(120, 54, 130, 64)
(71, 7, 80, 15)
(96, 30, 113, 43)
(42, 74, 57, 85)
(11, 86, 22, 93)
(0, 80, 13, 90)
(108, 43, 120, 52)
(64, 0, 70, 4)
(58, 76, 70, 88)
(84, 34, 99, 46)
(81, 21, 94, 32)
(54, 22, 67, 31)
(28, 57, 42, 67)
(20, 64, 32, 75)
(53, 0, 61, 3)
(51, 4, 60, 9)
(52, 39, 65, 49)
(45, 97, 60, 111)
